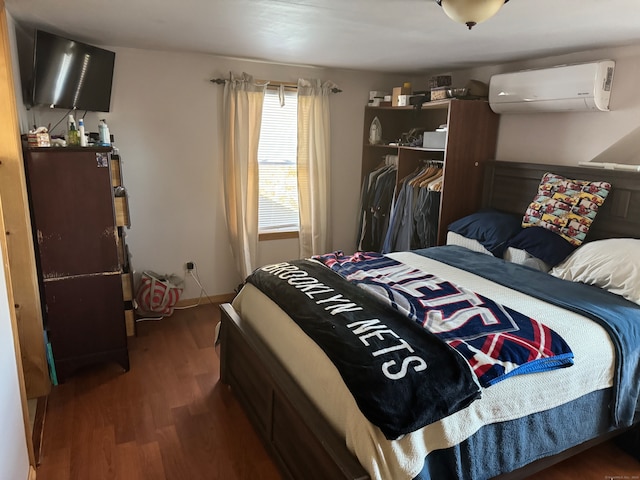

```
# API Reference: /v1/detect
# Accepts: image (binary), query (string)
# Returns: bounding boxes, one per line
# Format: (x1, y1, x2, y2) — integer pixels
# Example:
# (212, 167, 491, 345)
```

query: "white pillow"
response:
(550, 238, 640, 305)
(446, 231, 492, 255)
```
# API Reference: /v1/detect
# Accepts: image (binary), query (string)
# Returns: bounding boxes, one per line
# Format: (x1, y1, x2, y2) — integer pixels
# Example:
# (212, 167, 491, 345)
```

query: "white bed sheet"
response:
(231, 252, 615, 480)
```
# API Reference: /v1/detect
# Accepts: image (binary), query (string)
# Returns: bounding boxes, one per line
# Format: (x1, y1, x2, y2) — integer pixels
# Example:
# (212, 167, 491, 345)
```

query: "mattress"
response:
(231, 251, 615, 480)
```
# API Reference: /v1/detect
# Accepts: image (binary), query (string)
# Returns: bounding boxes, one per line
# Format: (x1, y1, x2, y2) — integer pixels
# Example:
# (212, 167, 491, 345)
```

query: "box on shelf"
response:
(428, 75, 452, 89)
(392, 86, 412, 106)
(422, 131, 447, 150)
(397, 94, 418, 107)
(430, 86, 448, 101)
(369, 90, 389, 100)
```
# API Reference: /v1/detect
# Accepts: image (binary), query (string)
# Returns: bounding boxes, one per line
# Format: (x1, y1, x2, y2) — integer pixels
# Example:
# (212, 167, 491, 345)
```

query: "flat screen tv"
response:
(31, 30, 115, 112)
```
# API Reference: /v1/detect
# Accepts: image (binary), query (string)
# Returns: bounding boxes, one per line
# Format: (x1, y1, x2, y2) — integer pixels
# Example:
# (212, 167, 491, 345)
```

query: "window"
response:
(257, 88, 299, 234)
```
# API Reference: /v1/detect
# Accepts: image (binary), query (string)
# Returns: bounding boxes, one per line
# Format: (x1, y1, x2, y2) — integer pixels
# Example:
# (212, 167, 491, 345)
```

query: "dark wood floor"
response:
(36, 303, 280, 480)
(35, 304, 640, 480)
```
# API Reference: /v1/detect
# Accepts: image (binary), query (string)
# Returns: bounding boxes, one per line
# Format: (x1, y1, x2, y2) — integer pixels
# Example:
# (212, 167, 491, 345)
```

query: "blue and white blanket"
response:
(315, 250, 574, 388)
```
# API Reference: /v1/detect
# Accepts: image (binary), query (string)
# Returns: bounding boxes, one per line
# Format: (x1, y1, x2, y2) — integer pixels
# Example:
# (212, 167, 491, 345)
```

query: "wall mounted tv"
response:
(31, 29, 115, 112)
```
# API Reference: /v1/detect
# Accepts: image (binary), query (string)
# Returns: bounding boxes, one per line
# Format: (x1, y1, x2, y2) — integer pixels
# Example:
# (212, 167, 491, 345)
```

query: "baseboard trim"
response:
(134, 294, 236, 327)
(174, 293, 235, 308)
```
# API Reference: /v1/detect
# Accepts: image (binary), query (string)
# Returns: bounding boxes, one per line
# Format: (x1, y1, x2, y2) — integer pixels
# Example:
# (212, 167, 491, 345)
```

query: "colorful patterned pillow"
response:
(522, 172, 611, 246)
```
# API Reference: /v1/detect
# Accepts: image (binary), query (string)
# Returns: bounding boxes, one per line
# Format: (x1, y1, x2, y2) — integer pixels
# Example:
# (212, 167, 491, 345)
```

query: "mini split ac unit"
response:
(489, 60, 615, 114)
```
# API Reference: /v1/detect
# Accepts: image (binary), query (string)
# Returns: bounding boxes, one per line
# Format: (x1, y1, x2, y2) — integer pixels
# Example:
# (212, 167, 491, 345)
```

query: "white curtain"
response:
(296, 78, 335, 258)
(222, 73, 266, 278)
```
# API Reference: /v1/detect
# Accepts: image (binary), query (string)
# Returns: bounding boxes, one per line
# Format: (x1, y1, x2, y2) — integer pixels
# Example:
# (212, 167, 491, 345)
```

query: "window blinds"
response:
(258, 88, 299, 232)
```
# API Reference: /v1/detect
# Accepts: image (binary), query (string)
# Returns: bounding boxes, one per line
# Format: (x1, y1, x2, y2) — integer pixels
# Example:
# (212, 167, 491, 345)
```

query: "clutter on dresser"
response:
(24, 110, 116, 148)
(78, 118, 87, 146)
(99, 119, 111, 146)
(66, 115, 79, 146)
(27, 126, 50, 147)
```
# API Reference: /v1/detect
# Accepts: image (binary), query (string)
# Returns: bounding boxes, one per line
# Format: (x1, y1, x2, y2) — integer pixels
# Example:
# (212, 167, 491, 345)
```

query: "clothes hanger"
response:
(419, 170, 442, 188)
(427, 173, 443, 191)
(410, 164, 437, 186)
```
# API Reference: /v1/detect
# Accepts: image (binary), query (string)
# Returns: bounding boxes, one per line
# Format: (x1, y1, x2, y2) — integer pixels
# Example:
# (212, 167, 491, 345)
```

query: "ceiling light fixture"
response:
(436, 0, 509, 30)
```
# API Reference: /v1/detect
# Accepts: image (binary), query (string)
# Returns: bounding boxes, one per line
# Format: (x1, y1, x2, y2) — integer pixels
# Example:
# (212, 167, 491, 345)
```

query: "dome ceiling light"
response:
(436, 0, 509, 30)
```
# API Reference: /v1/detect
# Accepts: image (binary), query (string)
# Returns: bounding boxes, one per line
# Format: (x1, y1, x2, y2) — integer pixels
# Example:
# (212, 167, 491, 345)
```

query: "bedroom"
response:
(1, 0, 640, 479)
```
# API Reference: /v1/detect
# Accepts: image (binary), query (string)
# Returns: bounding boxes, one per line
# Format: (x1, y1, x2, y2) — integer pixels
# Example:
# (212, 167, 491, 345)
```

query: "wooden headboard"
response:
(482, 161, 640, 240)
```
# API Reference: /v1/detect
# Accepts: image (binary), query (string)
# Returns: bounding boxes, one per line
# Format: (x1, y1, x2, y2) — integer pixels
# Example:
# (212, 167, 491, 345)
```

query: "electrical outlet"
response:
(186, 261, 195, 271)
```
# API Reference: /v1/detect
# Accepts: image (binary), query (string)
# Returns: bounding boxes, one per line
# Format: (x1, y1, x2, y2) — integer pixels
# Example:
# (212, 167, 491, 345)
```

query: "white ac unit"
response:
(489, 60, 615, 114)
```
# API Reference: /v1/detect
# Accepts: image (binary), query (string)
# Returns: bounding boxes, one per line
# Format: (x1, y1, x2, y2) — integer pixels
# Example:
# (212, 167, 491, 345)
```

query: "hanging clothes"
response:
(413, 187, 441, 249)
(381, 161, 443, 253)
(357, 156, 398, 251)
(382, 168, 422, 253)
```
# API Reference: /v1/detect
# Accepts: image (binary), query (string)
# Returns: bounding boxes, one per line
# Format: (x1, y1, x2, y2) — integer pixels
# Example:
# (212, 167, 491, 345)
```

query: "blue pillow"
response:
(448, 209, 522, 257)
(506, 226, 577, 267)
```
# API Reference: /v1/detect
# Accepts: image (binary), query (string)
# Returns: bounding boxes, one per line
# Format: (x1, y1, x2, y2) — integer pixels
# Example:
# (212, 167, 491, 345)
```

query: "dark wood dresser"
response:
(23, 145, 130, 382)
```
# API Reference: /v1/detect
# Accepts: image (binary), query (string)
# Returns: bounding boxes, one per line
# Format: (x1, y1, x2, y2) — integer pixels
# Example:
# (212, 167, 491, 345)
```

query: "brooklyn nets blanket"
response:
(245, 259, 480, 440)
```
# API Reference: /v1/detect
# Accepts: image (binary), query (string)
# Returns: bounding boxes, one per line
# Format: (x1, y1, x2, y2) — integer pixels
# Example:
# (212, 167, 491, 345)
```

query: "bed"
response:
(219, 161, 640, 480)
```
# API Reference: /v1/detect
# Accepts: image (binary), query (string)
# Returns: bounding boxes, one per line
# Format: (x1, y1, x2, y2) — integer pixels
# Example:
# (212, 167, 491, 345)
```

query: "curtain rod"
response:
(209, 77, 342, 93)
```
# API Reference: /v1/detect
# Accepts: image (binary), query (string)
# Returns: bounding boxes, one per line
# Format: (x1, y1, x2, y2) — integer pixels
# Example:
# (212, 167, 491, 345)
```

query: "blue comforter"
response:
(417, 246, 640, 427)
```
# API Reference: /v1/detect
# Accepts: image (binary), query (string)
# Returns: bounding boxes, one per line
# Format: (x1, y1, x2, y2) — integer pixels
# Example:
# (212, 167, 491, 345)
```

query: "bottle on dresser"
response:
(78, 118, 87, 147)
(67, 115, 79, 146)
(98, 119, 111, 146)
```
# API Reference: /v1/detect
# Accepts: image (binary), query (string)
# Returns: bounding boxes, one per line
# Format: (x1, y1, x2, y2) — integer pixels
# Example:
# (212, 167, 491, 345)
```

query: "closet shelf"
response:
(365, 99, 452, 111)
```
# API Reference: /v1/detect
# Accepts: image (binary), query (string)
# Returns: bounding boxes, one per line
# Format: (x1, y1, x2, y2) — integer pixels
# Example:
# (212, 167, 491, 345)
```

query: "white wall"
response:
(12, 27, 406, 299)
(424, 44, 640, 166)
(0, 240, 31, 480)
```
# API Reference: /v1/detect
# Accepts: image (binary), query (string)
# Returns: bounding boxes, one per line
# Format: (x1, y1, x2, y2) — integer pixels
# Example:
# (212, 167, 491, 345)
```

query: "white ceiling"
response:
(6, 0, 640, 74)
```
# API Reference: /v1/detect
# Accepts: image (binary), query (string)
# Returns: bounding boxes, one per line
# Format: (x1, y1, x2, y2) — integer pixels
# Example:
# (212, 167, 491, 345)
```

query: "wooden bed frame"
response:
(219, 161, 640, 480)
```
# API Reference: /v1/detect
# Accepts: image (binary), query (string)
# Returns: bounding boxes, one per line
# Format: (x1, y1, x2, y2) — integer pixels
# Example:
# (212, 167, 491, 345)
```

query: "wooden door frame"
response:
(0, 1, 50, 399)
(0, 0, 47, 474)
